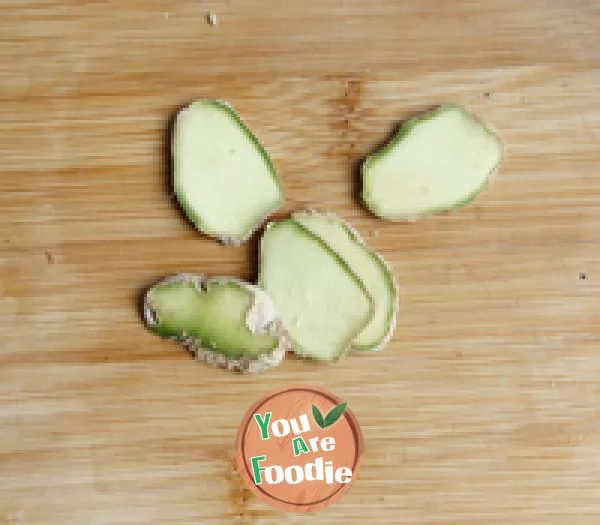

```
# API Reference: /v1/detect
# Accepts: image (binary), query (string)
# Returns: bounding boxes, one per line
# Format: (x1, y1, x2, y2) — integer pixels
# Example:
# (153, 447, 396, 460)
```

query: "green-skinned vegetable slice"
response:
(173, 100, 283, 244)
(292, 211, 398, 351)
(259, 219, 373, 362)
(362, 105, 503, 220)
(143, 274, 287, 372)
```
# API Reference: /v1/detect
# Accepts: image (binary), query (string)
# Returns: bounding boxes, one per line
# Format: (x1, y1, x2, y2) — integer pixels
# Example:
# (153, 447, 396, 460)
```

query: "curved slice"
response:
(292, 211, 398, 351)
(173, 100, 283, 244)
(362, 105, 503, 220)
(143, 274, 287, 373)
(259, 219, 373, 362)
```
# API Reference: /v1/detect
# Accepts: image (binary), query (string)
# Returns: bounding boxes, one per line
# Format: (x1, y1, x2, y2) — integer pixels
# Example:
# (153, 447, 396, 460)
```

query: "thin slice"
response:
(259, 219, 373, 362)
(173, 100, 283, 244)
(143, 274, 287, 372)
(292, 211, 398, 351)
(362, 105, 503, 220)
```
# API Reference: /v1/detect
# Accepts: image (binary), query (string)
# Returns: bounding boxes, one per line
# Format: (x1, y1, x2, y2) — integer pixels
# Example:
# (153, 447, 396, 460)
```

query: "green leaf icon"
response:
(312, 402, 348, 428)
(323, 402, 347, 428)
(312, 405, 325, 428)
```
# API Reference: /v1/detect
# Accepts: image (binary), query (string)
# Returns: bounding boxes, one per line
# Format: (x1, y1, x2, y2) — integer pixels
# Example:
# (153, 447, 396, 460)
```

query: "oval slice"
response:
(259, 220, 373, 362)
(292, 211, 398, 351)
(362, 105, 503, 220)
(173, 100, 283, 244)
(143, 274, 287, 373)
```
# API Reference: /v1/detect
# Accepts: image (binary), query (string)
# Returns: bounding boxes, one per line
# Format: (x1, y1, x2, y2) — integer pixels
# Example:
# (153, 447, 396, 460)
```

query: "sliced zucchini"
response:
(259, 220, 373, 362)
(362, 105, 503, 220)
(143, 274, 287, 372)
(292, 211, 398, 351)
(173, 100, 283, 244)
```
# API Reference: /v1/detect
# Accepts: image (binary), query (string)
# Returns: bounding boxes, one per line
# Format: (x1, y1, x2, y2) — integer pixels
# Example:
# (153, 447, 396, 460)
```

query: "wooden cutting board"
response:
(1, 1, 599, 524)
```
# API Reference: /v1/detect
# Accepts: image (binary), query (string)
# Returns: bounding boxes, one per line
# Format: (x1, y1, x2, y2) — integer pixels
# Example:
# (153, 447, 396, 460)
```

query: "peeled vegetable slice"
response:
(143, 274, 287, 372)
(259, 220, 373, 362)
(362, 105, 503, 220)
(292, 211, 398, 351)
(173, 100, 283, 244)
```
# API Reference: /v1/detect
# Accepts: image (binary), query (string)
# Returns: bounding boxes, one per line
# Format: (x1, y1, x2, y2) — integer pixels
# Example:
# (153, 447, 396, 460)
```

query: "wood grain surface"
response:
(1, 1, 599, 524)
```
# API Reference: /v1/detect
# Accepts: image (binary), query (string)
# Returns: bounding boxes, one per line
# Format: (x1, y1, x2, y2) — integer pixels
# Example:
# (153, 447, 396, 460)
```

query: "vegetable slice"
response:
(292, 211, 398, 351)
(259, 219, 373, 362)
(143, 274, 287, 372)
(173, 100, 283, 244)
(362, 105, 502, 220)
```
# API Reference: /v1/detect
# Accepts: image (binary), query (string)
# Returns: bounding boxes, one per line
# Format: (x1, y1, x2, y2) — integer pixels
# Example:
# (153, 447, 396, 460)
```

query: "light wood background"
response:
(1, 1, 599, 524)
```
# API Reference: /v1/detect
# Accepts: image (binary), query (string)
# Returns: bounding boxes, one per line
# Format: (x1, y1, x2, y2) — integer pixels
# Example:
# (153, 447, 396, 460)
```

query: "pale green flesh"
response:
(174, 100, 283, 241)
(259, 220, 372, 361)
(292, 212, 396, 350)
(363, 105, 502, 219)
(148, 280, 279, 358)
